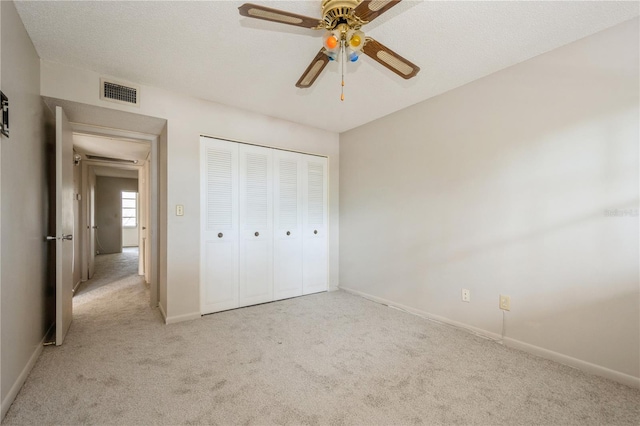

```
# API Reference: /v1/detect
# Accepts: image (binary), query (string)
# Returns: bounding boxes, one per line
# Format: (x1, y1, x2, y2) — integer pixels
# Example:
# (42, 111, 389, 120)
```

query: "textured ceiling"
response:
(17, 1, 640, 133)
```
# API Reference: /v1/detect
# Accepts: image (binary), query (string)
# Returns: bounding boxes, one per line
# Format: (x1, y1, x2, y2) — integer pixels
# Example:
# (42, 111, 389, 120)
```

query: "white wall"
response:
(0, 0, 50, 418)
(40, 61, 340, 323)
(339, 19, 639, 385)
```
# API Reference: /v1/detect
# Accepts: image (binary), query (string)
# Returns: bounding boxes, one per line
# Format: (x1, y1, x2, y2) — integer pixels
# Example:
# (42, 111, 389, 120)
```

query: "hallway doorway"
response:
(42, 96, 167, 324)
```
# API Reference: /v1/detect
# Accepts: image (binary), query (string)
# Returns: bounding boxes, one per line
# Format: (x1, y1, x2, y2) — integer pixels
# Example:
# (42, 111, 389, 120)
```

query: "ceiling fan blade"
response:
(362, 38, 420, 79)
(238, 3, 322, 29)
(353, 0, 401, 23)
(296, 49, 330, 88)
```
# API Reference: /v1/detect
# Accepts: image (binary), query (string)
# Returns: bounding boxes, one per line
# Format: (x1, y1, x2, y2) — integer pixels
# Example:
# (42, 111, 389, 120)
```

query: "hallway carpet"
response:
(3, 252, 639, 425)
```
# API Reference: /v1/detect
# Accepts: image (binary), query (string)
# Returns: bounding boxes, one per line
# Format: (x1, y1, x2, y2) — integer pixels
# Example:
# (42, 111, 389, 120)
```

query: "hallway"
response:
(76, 247, 143, 296)
(71, 247, 156, 331)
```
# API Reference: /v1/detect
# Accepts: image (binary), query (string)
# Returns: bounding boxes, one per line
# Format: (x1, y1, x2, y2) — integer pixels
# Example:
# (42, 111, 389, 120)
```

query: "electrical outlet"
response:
(499, 295, 511, 311)
(176, 204, 184, 216)
(461, 289, 471, 303)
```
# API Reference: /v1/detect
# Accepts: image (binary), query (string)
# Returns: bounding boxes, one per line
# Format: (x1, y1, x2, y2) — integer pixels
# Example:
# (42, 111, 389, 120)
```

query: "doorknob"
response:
(254, 232, 259, 237)
(218, 233, 223, 238)
(314, 230, 318, 235)
(46, 236, 57, 241)
(286, 231, 290, 236)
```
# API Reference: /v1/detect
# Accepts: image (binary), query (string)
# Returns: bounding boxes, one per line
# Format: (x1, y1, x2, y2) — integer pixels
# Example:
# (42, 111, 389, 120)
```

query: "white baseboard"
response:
(165, 311, 201, 325)
(503, 337, 640, 389)
(1, 323, 52, 421)
(340, 286, 502, 341)
(339, 286, 639, 389)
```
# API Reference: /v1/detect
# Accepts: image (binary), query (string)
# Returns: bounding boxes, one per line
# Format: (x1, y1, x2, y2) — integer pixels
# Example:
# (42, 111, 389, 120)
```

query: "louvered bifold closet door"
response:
(200, 137, 239, 314)
(273, 150, 304, 300)
(239, 144, 274, 307)
(302, 154, 328, 295)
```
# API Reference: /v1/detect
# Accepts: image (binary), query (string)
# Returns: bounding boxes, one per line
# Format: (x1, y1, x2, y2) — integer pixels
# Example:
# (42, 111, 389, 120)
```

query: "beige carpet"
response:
(3, 250, 639, 425)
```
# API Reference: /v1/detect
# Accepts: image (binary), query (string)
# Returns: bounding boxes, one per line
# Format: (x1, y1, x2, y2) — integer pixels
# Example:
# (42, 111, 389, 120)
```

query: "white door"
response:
(201, 137, 239, 314)
(143, 162, 151, 283)
(88, 169, 96, 278)
(302, 155, 328, 295)
(238, 144, 273, 307)
(273, 150, 303, 300)
(55, 106, 74, 345)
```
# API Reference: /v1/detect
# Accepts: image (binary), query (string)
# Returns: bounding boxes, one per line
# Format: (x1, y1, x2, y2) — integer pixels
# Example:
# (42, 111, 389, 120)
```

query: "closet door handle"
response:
(314, 230, 318, 235)
(286, 231, 290, 236)
(218, 233, 223, 238)
(254, 232, 259, 237)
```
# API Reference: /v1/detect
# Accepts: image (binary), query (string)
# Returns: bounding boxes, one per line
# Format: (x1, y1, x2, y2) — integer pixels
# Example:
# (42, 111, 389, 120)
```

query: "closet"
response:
(200, 136, 328, 315)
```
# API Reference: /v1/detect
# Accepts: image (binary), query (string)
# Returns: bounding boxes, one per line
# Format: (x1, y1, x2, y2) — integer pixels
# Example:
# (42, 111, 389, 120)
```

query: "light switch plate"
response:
(499, 295, 511, 311)
(176, 204, 184, 216)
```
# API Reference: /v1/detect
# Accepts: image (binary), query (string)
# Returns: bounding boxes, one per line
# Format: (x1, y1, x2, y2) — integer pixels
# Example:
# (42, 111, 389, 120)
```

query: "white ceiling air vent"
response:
(100, 78, 140, 107)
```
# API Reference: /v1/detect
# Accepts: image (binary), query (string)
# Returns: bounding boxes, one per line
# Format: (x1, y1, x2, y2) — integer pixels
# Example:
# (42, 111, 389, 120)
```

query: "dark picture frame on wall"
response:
(1, 91, 8, 137)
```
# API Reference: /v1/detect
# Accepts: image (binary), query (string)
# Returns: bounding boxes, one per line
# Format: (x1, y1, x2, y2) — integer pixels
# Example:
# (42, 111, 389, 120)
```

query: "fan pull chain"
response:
(341, 40, 345, 102)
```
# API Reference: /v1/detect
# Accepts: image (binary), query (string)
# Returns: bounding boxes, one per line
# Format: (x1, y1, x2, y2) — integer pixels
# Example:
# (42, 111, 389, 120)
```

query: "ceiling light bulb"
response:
(348, 30, 365, 51)
(323, 32, 339, 50)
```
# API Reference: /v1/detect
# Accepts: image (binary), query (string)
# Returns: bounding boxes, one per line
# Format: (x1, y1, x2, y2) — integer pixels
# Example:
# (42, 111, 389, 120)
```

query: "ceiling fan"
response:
(238, 0, 420, 99)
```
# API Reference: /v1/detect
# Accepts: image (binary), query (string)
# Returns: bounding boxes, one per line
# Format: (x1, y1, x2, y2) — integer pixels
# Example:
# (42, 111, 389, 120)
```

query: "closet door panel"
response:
(302, 155, 328, 295)
(200, 137, 239, 314)
(239, 144, 274, 307)
(273, 150, 303, 300)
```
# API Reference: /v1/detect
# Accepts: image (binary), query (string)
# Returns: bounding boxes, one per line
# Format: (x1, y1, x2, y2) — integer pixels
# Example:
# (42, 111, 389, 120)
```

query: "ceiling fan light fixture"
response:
(238, 1, 419, 92)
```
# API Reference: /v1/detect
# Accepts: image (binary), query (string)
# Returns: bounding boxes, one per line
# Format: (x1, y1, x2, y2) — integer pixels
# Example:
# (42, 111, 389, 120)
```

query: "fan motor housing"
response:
(321, 0, 362, 29)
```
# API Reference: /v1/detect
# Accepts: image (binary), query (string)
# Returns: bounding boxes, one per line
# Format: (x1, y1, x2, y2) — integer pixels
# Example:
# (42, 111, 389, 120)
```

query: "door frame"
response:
(75, 123, 160, 308)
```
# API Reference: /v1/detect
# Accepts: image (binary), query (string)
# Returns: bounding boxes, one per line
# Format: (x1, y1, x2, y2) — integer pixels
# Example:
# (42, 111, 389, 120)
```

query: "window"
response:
(122, 191, 138, 228)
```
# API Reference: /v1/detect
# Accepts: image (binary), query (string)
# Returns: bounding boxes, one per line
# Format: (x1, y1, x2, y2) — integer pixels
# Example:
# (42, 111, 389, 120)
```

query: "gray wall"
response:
(95, 176, 138, 254)
(0, 0, 50, 418)
(339, 19, 639, 382)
